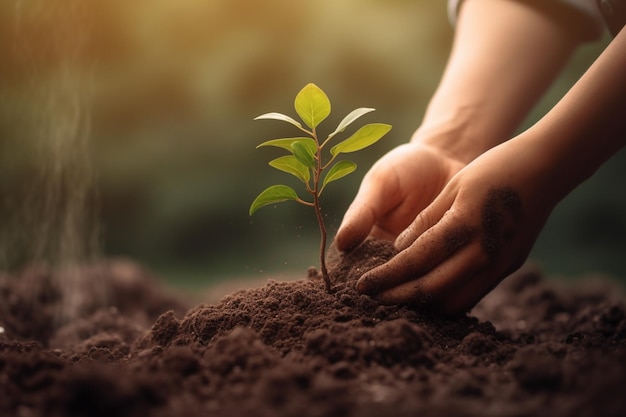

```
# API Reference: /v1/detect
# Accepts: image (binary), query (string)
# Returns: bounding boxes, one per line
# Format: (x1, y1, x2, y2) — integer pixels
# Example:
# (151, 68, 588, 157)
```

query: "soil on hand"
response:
(1, 240, 625, 417)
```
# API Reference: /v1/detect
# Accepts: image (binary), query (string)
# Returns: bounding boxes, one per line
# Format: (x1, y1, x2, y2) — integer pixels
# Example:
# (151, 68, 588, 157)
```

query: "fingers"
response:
(358, 219, 526, 316)
(336, 142, 461, 253)
(336, 170, 400, 252)
(395, 190, 456, 251)
(356, 210, 475, 296)
(361, 243, 498, 316)
(335, 202, 376, 252)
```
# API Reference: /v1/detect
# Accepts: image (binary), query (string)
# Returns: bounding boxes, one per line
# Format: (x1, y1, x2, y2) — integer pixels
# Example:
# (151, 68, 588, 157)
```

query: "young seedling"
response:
(249, 83, 391, 292)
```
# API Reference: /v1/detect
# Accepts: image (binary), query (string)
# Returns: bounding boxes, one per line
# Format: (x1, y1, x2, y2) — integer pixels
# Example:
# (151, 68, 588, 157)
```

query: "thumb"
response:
(336, 165, 399, 252)
(335, 202, 376, 252)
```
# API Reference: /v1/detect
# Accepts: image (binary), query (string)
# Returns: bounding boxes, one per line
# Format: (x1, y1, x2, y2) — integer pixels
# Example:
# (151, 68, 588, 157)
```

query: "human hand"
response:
(355, 136, 564, 316)
(335, 141, 465, 252)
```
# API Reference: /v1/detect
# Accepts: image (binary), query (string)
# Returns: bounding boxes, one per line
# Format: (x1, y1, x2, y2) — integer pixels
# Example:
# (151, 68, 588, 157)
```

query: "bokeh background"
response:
(1, 0, 624, 288)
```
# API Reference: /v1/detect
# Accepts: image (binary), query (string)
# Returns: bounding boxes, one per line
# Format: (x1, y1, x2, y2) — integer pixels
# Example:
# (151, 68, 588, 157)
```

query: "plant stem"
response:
(313, 192, 330, 292)
(312, 129, 331, 292)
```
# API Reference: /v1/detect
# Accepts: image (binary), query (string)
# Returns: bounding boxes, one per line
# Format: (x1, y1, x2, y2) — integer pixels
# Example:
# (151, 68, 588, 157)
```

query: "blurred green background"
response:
(0, 0, 624, 288)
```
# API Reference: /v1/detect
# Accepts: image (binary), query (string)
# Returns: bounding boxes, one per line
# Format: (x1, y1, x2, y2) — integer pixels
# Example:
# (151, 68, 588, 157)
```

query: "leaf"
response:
(268, 155, 310, 183)
(256, 138, 317, 168)
(329, 108, 375, 138)
(330, 123, 392, 156)
(321, 160, 356, 191)
(256, 137, 316, 154)
(249, 185, 299, 215)
(294, 83, 331, 130)
(291, 141, 316, 168)
(254, 112, 303, 130)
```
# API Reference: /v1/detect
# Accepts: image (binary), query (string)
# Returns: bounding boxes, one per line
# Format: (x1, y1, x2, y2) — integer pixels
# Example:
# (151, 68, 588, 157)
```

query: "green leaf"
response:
(330, 123, 392, 156)
(291, 141, 315, 168)
(268, 155, 310, 183)
(321, 160, 357, 192)
(254, 112, 303, 130)
(329, 108, 375, 138)
(249, 185, 299, 215)
(294, 83, 331, 130)
(256, 137, 316, 154)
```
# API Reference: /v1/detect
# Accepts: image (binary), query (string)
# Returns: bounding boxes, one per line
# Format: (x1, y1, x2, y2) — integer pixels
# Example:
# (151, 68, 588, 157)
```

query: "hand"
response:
(355, 135, 563, 316)
(335, 141, 465, 251)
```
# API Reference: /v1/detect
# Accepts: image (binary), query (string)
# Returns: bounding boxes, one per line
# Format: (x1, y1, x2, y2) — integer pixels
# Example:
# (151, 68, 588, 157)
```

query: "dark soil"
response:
(1, 239, 625, 417)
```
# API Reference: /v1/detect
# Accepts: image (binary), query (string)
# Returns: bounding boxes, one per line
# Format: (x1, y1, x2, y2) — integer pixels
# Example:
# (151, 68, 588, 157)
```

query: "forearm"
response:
(415, 0, 587, 163)
(523, 27, 626, 198)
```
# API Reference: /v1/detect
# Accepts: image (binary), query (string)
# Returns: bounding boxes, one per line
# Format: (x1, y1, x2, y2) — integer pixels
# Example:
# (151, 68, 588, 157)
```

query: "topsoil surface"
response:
(1, 239, 625, 417)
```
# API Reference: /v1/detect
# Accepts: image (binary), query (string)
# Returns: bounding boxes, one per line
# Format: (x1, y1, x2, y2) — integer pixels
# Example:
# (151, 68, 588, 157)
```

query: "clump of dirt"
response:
(0, 240, 625, 417)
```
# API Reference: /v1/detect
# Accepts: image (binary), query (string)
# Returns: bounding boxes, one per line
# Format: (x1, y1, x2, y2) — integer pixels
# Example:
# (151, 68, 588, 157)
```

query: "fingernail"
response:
(335, 226, 360, 252)
(356, 276, 369, 294)
(334, 232, 351, 252)
(395, 230, 410, 250)
(356, 275, 377, 295)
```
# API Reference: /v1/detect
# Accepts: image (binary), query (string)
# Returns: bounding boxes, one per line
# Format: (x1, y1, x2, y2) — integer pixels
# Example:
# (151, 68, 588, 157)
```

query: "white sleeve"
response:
(447, 0, 605, 40)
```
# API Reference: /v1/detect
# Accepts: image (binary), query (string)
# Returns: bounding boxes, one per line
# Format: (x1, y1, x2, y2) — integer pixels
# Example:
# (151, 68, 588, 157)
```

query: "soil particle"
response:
(0, 243, 625, 417)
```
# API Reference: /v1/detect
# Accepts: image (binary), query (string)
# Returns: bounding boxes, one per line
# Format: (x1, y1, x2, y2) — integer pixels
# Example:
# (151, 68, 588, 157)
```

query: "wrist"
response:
(409, 102, 496, 165)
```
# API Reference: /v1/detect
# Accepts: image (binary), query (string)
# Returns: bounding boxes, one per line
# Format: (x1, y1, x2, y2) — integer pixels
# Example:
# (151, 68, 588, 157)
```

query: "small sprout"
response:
(250, 83, 391, 292)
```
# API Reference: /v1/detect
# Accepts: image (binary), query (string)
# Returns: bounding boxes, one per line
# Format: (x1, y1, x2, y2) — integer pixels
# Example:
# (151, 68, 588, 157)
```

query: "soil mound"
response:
(1, 240, 625, 417)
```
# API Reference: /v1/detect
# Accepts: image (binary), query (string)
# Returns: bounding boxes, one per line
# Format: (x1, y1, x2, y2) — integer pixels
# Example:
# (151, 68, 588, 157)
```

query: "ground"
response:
(1, 239, 625, 417)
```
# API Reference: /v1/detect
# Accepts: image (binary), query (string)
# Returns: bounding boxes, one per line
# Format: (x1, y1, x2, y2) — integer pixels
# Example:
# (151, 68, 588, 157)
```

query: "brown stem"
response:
(314, 193, 330, 292)
(312, 129, 331, 292)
